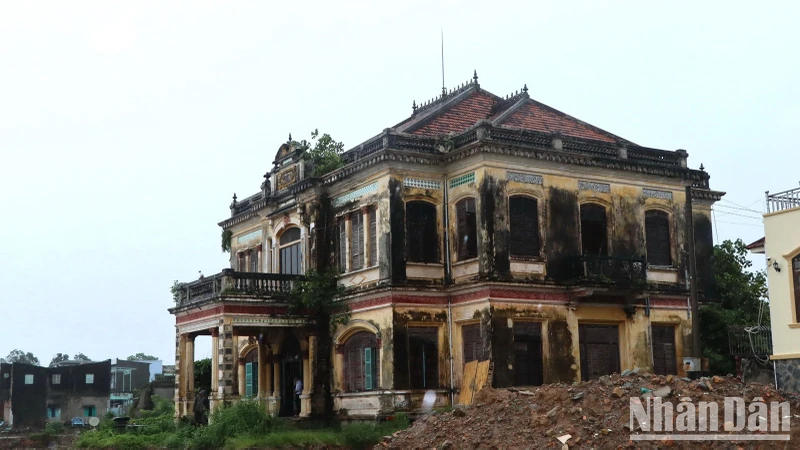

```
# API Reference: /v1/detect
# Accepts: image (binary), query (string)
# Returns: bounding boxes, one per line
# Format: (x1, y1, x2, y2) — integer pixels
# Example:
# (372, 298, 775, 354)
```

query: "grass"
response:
(74, 396, 410, 449)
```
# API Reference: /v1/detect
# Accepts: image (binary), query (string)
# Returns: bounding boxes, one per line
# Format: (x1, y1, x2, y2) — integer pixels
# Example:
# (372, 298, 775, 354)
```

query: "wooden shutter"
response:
(343, 332, 377, 392)
(652, 325, 677, 375)
(364, 347, 373, 390)
(409, 327, 439, 389)
(456, 198, 477, 260)
(509, 197, 540, 257)
(513, 322, 543, 386)
(369, 208, 377, 266)
(245, 362, 253, 397)
(250, 249, 259, 272)
(645, 211, 672, 266)
(462, 323, 483, 363)
(406, 202, 438, 263)
(338, 219, 347, 273)
(350, 212, 364, 270)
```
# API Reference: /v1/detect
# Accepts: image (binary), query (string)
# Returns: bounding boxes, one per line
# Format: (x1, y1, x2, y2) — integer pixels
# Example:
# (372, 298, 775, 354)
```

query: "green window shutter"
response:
(245, 362, 253, 397)
(364, 347, 373, 390)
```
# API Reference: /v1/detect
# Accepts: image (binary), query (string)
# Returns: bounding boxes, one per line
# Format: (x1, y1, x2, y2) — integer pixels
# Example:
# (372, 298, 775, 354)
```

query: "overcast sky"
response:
(1, 1, 795, 365)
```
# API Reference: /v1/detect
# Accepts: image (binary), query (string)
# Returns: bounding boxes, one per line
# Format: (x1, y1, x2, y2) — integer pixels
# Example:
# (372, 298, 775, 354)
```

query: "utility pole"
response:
(685, 185, 701, 360)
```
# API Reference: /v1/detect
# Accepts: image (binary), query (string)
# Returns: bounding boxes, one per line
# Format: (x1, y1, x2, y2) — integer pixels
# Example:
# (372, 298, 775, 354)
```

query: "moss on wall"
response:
(546, 187, 580, 281)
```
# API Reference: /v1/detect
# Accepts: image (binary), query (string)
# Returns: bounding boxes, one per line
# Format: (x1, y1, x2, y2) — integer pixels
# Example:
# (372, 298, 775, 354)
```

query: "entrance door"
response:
(579, 324, 620, 380)
(652, 325, 677, 375)
(513, 322, 543, 386)
(279, 335, 303, 417)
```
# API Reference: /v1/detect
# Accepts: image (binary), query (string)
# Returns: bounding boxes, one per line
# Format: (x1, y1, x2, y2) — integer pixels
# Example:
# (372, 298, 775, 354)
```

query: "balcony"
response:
(172, 270, 301, 308)
(767, 186, 800, 213)
(569, 255, 647, 286)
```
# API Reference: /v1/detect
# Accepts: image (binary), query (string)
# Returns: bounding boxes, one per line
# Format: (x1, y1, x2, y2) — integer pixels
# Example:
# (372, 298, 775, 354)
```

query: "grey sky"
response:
(1, 1, 794, 364)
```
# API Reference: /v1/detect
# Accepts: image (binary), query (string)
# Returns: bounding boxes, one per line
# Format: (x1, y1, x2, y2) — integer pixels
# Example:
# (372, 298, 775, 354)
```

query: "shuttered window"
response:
(509, 196, 540, 257)
(580, 204, 608, 256)
(794, 255, 800, 323)
(409, 327, 439, 389)
(369, 207, 377, 266)
(651, 325, 677, 375)
(645, 210, 672, 266)
(350, 212, 364, 270)
(343, 331, 378, 392)
(249, 249, 259, 273)
(406, 201, 438, 263)
(337, 219, 347, 273)
(513, 322, 543, 386)
(456, 198, 478, 261)
(462, 323, 484, 363)
(238, 253, 247, 272)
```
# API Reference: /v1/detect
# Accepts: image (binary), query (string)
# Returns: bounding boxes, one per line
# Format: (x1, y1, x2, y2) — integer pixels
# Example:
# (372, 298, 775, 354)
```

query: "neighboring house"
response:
(169, 75, 723, 418)
(0, 360, 110, 428)
(747, 186, 800, 393)
(109, 359, 152, 416)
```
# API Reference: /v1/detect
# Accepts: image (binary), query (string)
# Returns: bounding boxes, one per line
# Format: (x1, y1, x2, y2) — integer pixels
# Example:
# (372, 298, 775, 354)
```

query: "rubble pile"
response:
(379, 373, 800, 449)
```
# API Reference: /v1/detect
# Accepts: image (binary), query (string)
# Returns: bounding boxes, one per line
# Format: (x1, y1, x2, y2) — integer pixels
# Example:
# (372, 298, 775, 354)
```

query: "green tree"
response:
(127, 353, 159, 361)
(49, 353, 70, 366)
(294, 129, 345, 177)
(700, 239, 769, 375)
(6, 349, 40, 366)
(288, 268, 348, 415)
(73, 353, 91, 362)
(194, 358, 212, 394)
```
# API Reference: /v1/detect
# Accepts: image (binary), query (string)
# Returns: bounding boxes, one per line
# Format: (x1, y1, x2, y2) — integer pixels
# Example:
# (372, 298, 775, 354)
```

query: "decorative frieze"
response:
(404, 178, 442, 190)
(642, 188, 673, 201)
(333, 182, 378, 207)
(237, 229, 261, 244)
(449, 172, 475, 189)
(578, 180, 611, 193)
(507, 171, 543, 185)
(276, 166, 298, 190)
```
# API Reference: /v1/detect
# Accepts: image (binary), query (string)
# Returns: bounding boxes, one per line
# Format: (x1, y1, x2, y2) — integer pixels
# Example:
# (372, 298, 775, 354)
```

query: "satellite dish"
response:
(88, 417, 100, 427)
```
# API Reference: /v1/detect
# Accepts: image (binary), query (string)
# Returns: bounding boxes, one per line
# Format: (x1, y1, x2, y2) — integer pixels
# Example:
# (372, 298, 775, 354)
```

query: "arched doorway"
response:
(279, 334, 303, 416)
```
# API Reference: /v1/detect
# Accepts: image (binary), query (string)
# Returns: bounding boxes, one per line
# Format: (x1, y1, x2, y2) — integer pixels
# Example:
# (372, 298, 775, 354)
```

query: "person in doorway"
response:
(193, 390, 210, 426)
(293, 376, 302, 416)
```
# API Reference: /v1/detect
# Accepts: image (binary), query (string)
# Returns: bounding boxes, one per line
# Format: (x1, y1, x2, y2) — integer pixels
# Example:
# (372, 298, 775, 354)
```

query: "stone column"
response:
(211, 328, 219, 397)
(300, 335, 316, 417)
(186, 335, 195, 396)
(218, 321, 236, 398)
(174, 329, 185, 416)
(238, 357, 246, 397)
(334, 344, 345, 393)
(272, 348, 281, 415)
(257, 342, 268, 401)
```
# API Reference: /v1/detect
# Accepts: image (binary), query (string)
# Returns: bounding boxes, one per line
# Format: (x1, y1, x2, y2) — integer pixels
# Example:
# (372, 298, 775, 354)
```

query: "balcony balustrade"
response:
(173, 270, 301, 308)
(569, 255, 647, 286)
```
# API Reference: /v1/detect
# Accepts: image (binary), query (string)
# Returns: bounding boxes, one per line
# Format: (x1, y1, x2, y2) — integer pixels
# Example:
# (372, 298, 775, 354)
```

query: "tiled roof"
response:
(408, 91, 497, 136)
(499, 101, 618, 143)
(746, 237, 765, 250)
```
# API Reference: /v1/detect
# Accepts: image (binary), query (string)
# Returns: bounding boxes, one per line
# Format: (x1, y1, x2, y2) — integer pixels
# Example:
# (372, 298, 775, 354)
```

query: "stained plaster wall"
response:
(763, 206, 800, 357)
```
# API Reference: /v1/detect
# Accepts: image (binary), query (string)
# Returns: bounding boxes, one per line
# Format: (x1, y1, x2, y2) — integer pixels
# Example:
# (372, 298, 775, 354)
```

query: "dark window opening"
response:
(406, 201, 439, 263)
(238, 253, 247, 272)
(794, 255, 800, 323)
(343, 331, 378, 392)
(369, 207, 377, 266)
(279, 227, 302, 275)
(462, 323, 485, 364)
(513, 321, 543, 386)
(456, 198, 478, 261)
(351, 212, 365, 270)
(337, 219, 347, 273)
(580, 204, 608, 256)
(509, 196, 540, 257)
(409, 327, 438, 389)
(645, 210, 672, 266)
(651, 325, 677, 375)
(249, 249, 259, 273)
(579, 324, 620, 380)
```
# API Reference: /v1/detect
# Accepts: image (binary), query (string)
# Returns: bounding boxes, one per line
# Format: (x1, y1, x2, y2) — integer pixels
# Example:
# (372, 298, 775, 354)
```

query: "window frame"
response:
(278, 227, 303, 275)
(51, 374, 61, 385)
(24, 374, 34, 385)
(455, 197, 478, 261)
(793, 254, 800, 324)
(342, 330, 379, 392)
(350, 211, 365, 271)
(408, 326, 439, 389)
(85, 373, 94, 384)
(579, 203, 609, 256)
(508, 195, 541, 258)
(645, 210, 672, 266)
(405, 200, 439, 264)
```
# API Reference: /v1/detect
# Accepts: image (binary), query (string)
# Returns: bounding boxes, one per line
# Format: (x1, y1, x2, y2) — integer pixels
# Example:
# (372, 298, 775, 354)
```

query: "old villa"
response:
(169, 73, 724, 418)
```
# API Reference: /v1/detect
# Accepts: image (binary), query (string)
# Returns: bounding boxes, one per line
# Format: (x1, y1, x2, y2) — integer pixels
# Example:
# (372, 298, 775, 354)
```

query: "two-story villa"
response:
(748, 187, 800, 393)
(168, 74, 723, 418)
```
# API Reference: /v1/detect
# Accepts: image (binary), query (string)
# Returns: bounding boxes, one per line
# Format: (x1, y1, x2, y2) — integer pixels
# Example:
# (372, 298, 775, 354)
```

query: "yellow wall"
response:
(764, 207, 800, 357)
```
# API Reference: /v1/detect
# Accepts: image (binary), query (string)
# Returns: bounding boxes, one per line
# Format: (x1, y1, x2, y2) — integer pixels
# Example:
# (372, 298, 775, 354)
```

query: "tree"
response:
(288, 268, 348, 415)
(700, 239, 769, 375)
(6, 349, 40, 366)
(194, 358, 212, 394)
(73, 353, 91, 362)
(127, 353, 159, 361)
(294, 129, 345, 177)
(50, 353, 70, 366)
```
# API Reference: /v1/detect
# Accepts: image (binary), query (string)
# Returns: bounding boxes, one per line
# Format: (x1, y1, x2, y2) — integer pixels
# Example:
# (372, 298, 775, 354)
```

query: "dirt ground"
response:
(379, 374, 800, 449)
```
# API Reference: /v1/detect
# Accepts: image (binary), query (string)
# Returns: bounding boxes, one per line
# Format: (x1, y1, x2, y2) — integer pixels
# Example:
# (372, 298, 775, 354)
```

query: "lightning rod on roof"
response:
(441, 28, 446, 98)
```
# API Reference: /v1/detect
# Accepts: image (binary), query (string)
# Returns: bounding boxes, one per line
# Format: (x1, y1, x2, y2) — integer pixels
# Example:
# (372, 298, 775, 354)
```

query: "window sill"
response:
(789, 323, 800, 329)
(453, 258, 478, 267)
(649, 265, 676, 271)
(510, 255, 544, 262)
(407, 261, 444, 266)
(339, 265, 379, 277)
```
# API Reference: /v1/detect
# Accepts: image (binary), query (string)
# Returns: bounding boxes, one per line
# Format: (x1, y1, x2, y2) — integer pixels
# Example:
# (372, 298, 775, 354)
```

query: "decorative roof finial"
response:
(442, 86, 447, 98)
(700, 163, 705, 171)
(473, 70, 478, 84)
(288, 133, 292, 143)
(412, 100, 418, 113)
(523, 84, 528, 94)
(232, 193, 238, 204)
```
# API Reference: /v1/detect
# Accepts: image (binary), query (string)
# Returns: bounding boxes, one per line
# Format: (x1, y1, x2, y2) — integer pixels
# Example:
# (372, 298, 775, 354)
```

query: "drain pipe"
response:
(443, 175, 455, 407)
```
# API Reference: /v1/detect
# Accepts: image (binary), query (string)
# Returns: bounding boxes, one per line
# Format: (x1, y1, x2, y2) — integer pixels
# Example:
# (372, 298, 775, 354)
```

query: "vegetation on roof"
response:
(294, 129, 345, 177)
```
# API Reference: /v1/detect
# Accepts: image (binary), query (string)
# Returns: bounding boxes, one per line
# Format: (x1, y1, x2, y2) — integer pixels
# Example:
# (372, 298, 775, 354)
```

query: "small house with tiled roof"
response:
(169, 73, 724, 418)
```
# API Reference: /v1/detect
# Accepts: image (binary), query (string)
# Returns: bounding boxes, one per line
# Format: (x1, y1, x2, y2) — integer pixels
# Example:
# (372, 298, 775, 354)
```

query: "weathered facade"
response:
(169, 75, 723, 418)
(0, 361, 110, 428)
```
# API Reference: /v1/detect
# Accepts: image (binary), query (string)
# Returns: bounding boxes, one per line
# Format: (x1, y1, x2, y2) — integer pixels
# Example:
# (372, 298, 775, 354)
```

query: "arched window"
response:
(406, 201, 438, 263)
(456, 198, 477, 261)
(343, 331, 378, 392)
(509, 196, 540, 257)
(580, 204, 608, 256)
(645, 210, 672, 266)
(279, 227, 302, 275)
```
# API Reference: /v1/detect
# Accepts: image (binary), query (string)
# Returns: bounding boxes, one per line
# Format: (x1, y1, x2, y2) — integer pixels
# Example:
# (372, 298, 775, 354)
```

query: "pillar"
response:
(334, 344, 345, 393)
(186, 335, 195, 396)
(218, 320, 236, 397)
(211, 328, 219, 394)
(174, 329, 185, 416)
(257, 342, 268, 400)
(238, 357, 246, 397)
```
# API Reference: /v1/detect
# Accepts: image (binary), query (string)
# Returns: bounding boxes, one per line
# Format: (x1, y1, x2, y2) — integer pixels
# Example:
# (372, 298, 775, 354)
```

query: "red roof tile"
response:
(746, 237, 765, 250)
(500, 102, 617, 143)
(411, 92, 496, 136)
